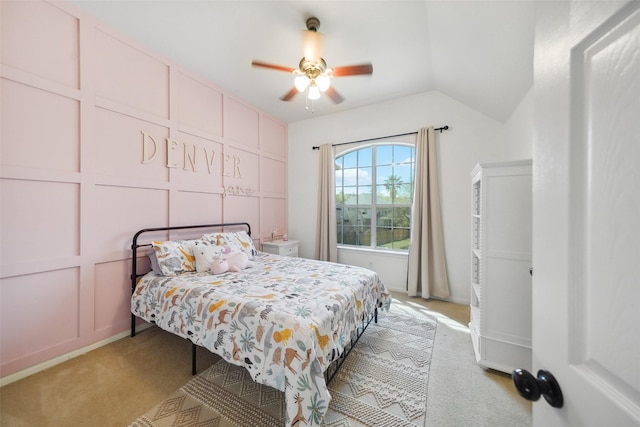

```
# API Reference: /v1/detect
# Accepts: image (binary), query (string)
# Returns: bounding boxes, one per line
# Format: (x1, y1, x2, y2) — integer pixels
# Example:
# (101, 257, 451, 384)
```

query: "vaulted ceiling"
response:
(72, 0, 536, 124)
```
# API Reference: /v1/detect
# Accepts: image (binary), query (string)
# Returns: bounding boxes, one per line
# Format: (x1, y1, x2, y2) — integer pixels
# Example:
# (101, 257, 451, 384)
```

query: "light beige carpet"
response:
(130, 309, 437, 426)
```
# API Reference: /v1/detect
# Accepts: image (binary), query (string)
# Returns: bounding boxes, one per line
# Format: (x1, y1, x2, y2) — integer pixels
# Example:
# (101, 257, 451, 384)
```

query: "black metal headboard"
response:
(130, 222, 251, 336)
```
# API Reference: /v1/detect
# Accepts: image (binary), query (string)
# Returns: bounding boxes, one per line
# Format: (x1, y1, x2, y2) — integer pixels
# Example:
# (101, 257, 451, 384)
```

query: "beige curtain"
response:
(315, 144, 338, 262)
(407, 127, 450, 299)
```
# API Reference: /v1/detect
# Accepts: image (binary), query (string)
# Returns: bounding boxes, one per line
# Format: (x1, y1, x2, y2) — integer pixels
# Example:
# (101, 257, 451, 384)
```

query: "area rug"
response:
(130, 309, 437, 426)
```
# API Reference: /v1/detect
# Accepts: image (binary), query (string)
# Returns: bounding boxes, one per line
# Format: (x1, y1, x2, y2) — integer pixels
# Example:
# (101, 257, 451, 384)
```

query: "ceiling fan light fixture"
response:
(316, 74, 331, 92)
(294, 74, 310, 92)
(308, 83, 321, 100)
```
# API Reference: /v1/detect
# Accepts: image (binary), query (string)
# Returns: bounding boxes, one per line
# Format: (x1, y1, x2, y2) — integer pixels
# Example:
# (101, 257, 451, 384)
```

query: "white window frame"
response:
(335, 135, 416, 252)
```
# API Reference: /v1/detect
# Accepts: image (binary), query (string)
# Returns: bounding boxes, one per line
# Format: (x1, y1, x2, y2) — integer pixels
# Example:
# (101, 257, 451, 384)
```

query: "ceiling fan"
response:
(251, 17, 373, 105)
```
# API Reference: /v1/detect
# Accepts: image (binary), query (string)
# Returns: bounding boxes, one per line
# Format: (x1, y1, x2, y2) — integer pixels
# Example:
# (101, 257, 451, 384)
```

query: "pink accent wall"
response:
(0, 1, 288, 377)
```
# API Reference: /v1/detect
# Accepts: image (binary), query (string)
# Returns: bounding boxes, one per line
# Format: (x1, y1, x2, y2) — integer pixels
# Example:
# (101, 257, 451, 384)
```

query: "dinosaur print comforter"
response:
(131, 252, 391, 426)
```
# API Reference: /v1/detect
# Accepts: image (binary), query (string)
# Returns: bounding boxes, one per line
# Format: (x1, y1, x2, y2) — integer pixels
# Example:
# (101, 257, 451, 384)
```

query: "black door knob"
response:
(512, 368, 564, 408)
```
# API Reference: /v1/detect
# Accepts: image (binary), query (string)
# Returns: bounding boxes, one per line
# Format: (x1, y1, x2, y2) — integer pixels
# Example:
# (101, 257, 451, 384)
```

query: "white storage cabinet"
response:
(470, 160, 532, 374)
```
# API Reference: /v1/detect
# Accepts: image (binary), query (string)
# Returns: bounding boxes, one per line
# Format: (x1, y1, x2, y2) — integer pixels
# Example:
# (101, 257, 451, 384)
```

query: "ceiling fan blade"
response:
(251, 60, 296, 73)
(280, 87, 299, 102)
(331, 63, 373, 77)
(325, 86, 344, 104)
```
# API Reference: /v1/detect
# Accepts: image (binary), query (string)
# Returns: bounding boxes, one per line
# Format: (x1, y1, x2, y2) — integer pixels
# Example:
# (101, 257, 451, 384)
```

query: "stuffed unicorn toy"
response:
(210, 252, 254, 274)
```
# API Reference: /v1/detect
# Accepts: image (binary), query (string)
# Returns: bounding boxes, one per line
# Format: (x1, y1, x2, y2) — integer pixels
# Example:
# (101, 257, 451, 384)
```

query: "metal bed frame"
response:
(129, 222, 378, 384)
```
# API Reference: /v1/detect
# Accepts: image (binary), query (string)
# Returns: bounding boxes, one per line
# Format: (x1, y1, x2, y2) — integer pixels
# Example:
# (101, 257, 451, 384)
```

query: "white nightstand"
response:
(261, 240, 299, 257)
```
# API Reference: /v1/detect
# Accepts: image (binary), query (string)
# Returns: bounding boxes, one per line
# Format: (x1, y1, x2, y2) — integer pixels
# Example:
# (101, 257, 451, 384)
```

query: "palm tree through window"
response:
(335, 144, 415, 250)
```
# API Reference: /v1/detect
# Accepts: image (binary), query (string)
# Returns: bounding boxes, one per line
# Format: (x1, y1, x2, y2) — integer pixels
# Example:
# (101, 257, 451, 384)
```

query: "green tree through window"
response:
(335, 144, 415, 250)
(384, 174, 404, 202)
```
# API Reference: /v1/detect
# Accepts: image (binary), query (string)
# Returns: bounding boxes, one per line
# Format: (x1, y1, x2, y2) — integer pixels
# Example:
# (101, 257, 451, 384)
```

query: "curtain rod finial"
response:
(312, 146, 320, 150)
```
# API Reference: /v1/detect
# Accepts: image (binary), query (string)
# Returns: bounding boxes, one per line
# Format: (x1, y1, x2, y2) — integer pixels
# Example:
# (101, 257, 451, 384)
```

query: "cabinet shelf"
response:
(471, 282, 481, 308)
(471, 282, 481, 299)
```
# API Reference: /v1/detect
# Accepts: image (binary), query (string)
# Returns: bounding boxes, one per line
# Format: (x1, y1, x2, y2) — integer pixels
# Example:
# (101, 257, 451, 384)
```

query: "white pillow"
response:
(191, 239, 225, 273)
(201, 231, 257, 257)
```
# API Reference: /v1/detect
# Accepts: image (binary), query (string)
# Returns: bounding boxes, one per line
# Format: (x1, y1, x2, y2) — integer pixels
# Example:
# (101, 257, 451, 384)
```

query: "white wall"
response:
(502, 87, 534, 160)
(288, 90, 513, 303)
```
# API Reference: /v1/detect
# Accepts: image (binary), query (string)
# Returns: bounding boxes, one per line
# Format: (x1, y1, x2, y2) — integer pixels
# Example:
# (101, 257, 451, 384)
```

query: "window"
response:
(335, 144, 415, 250)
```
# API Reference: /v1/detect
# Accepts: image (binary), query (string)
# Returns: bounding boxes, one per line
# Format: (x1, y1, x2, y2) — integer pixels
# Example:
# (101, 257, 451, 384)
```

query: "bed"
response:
(130, 222, 391, 426)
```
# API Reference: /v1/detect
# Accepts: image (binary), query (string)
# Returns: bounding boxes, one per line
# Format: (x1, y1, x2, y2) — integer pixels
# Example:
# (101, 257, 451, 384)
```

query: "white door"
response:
(528, 1, 640, 426)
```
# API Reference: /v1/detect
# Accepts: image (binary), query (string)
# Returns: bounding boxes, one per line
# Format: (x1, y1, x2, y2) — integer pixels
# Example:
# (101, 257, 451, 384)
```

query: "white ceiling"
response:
(71, 0, 536, 124)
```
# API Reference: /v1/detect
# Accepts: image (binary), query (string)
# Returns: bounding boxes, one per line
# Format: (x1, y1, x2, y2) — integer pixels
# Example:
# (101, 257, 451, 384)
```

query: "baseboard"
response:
(0, 323, 152, 388)
(443, 295, 470, 305)
(390, 289, 470, 306)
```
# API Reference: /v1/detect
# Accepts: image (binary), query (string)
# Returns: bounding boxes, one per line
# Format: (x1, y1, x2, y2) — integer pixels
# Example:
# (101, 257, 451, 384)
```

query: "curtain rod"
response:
(311, 125, 449, 150)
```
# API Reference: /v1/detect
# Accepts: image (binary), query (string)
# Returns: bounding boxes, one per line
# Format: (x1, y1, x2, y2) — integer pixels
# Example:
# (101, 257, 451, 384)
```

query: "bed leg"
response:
(131, 314, 136, 337)
(192, 343, 197, 375)
(375, 307, 378, 323)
